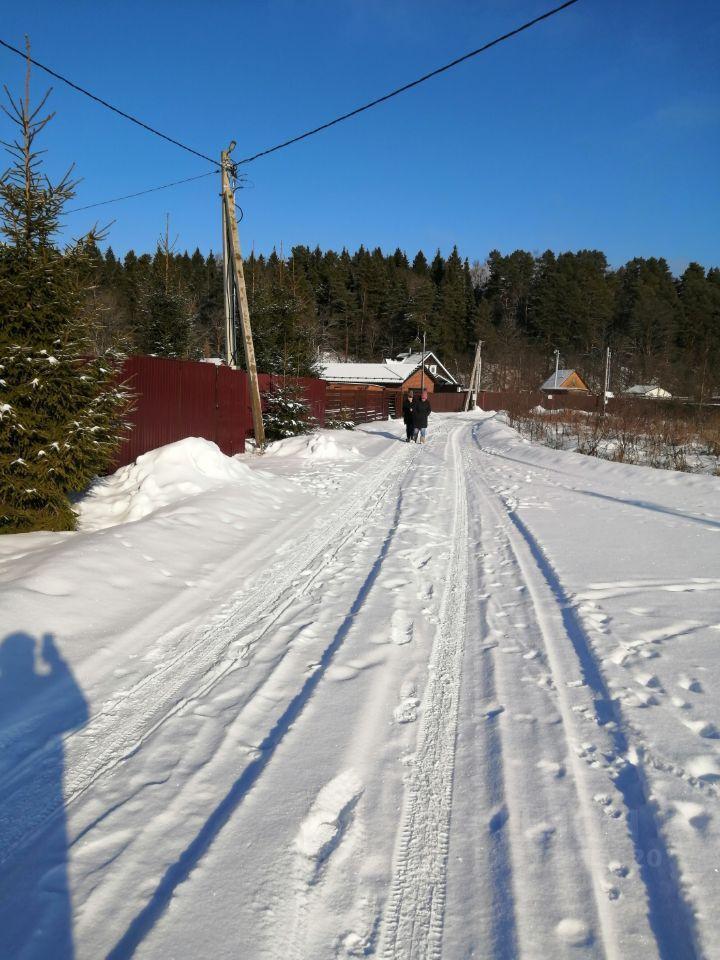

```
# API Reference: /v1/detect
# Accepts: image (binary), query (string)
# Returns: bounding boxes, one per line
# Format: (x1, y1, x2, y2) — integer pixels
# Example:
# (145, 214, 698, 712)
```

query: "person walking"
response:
(412, 388, 432, 443)
(402, 390, 415, 442)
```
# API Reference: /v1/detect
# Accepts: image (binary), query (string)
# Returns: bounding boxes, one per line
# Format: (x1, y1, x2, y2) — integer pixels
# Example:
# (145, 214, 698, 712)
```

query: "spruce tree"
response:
(263, 381, 315, 441)
(135, 218, 197, 358)
(0, 51, 130, 532)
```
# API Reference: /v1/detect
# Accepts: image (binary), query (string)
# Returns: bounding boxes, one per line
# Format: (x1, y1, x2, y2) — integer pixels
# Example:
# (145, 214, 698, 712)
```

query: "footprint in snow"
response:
(383, 578, 411, 591)
(295, 770, 363, 884)
(683, 718, 720, 739)
(674, 801, 711, 831)
(391, 610, 414, 645)
(536, 759, 565, 779)
(524, 821, 555, 848)
(556, 918, 592, 947)
(394, 684, 420, 724)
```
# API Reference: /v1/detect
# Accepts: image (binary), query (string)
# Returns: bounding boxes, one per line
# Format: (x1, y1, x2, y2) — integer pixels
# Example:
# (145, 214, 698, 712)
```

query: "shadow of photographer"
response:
(0, 631, 88, 959)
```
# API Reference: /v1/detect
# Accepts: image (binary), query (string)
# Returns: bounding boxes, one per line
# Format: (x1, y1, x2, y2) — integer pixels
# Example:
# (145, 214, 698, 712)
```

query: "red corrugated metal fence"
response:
(116, 358, 331, 468)
(118, 358, 484, 470)
(117, 357, 249, 467)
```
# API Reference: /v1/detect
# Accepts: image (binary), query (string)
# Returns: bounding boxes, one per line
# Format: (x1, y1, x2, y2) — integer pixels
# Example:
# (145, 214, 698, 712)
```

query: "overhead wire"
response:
(0, 0, 581, 212)
(63, 170, 218, 214)
(0, 36, 218, 166)
(235, 0, 581, 165)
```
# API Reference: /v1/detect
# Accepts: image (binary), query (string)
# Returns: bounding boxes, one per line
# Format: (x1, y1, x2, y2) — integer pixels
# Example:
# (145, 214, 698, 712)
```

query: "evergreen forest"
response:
(85, 241, 720, 400)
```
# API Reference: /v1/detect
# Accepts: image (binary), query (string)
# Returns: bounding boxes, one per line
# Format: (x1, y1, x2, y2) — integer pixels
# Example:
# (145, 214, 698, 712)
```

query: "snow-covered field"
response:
(1, 413, 719, 959)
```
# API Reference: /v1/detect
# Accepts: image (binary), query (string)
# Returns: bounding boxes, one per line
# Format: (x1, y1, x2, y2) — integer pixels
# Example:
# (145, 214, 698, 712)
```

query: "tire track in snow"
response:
(0, 433, 428, 869)
(106, 479, 410, 959)
(380, 425, 468, 960)
(469, 424, 700, 960)
(466, 449, 611, 958)
(442, 506, 519, 960)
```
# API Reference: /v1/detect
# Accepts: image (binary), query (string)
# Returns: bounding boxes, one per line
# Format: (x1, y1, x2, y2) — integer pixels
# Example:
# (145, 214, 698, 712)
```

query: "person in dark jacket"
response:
(413, 388, 432, 443)
(402, 390, 415, 441)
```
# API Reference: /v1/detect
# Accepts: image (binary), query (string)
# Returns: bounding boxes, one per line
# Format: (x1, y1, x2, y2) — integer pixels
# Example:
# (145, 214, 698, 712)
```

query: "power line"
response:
(236, 0, 581, 165)
(64, 170, 218, 214)
(2, 0, 581, 212)
(0, 37, 218, 166)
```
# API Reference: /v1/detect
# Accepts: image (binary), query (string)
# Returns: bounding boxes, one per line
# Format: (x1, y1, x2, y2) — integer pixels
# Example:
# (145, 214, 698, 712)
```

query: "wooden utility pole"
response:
(602, 346, 612, 416)
(221, 145, 265, 450)
(463, 339, 483, 411)
(420, 329, 426, 391)
(221, 164, 236, 367)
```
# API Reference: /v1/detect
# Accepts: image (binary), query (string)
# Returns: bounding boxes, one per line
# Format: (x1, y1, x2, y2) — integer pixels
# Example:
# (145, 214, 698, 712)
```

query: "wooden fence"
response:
(324, 385, 401, 424)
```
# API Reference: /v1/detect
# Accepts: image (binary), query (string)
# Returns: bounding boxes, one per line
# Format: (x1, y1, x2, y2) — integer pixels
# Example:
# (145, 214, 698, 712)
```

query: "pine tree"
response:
(0, 48, 130, 532)
(262, 381, 316, 441)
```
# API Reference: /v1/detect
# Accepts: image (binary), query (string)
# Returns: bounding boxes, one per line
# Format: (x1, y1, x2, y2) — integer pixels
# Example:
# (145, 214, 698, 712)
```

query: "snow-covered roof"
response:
(540, 369, 584, 391)
(625, 385, 672, 398)
(320, 363, 408, 384)
(321, 355, 456, 386)
(392, 350, 457, 385)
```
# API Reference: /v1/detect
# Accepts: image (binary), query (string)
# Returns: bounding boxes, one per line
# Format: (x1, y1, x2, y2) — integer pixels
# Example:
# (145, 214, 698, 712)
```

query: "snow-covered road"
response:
(1, 413, 719, 959)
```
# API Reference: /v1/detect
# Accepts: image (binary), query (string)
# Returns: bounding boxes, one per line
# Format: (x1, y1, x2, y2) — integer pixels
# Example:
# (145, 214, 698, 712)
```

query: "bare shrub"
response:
(510, 402, 720, 475)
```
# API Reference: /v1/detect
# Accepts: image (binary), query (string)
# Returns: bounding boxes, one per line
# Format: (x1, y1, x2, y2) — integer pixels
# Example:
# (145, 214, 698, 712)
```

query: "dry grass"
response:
(508, 405, 720, 475)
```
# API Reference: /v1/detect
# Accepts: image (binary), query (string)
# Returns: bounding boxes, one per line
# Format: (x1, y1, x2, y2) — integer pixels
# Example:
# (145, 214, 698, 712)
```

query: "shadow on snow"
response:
(0, 632, 88, 960)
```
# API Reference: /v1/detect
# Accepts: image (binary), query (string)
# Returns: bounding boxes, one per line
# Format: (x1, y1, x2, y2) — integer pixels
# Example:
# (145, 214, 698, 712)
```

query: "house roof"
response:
(321, 353, 456, 387)
(540, 369, 588, 391)
(625, 384, 672, 397)
(320, 362, 411, 384)
(393, 350, 457, 385)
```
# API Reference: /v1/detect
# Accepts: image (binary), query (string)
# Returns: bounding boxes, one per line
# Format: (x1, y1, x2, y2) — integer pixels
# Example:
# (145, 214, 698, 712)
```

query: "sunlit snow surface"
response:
(0, 415, 718, 960)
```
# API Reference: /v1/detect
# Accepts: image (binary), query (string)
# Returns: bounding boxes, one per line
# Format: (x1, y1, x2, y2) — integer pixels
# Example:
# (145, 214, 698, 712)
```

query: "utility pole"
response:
(603, 346, 612, 416)
(420, 329, 426, 392)
(477, 340, 483, 398)
(553, 348, 560, 389)
(221, 144, 265, 450)
(463, 339, 483, 411)
(221, 188, 236, 366)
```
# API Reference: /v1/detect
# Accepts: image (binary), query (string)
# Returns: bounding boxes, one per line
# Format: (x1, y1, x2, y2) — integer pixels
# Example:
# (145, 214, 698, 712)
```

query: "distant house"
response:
(539, 369, 590, 394)
(625, 384, 672, 399)
(320, 350, 458, 394)
(392, 350, 458, 389)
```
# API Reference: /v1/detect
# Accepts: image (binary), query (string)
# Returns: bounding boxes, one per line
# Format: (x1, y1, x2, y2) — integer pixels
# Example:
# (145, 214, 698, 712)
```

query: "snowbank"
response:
(77, 437, 256, 530)
(265, 431, 362, 461)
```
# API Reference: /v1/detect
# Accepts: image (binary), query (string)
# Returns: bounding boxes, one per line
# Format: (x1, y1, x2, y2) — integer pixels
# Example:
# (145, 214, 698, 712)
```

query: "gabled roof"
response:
(321, 352, 456, 387)
(393, 350, 457, 385)
(625, 384, 672, 397)
(540, 369, 589, 391)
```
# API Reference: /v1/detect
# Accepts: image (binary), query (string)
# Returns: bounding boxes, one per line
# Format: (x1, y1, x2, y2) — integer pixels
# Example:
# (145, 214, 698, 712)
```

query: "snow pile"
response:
(302, 434, 362, 460)
(77, 437, 255, 530)
(266, 431, 362, 461)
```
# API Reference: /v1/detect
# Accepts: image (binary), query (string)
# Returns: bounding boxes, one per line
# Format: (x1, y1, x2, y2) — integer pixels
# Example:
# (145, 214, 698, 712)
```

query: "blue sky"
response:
(2, 0, 718, 273)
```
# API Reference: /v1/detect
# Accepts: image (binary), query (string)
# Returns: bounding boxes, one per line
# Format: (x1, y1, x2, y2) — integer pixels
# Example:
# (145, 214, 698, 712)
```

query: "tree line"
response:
(5, 55, 718, 535)
(87, 240, 720, 399)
